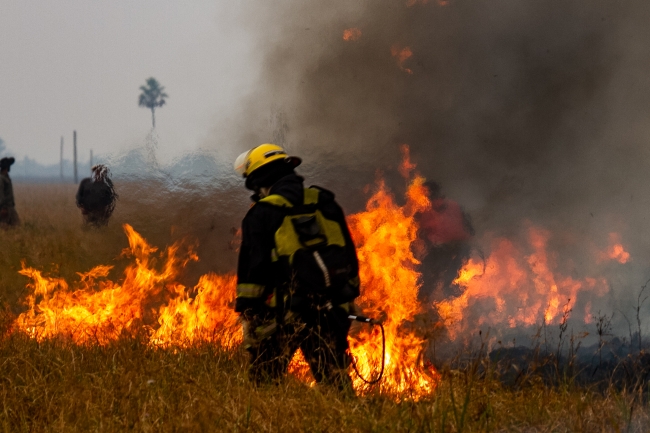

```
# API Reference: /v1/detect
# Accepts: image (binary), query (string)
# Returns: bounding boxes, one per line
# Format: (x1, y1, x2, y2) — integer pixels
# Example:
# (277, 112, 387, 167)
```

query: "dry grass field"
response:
(0, 182, 648, 432)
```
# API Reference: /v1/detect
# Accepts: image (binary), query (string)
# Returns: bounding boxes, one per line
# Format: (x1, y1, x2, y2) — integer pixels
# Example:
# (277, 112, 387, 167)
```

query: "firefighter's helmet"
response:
(234, 144, 301, 178)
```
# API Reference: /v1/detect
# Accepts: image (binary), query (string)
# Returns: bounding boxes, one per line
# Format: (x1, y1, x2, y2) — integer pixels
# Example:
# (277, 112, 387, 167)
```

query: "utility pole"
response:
(73, 130, 78, 184)
(60, 136, 64, 181)
(90, 149, 93, 172)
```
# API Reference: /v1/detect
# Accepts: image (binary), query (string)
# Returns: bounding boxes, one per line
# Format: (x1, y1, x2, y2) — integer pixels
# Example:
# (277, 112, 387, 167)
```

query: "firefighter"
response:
(76, 164, 118, 227)
(0, 157, 20, 227)
(233, 144, 360, 389)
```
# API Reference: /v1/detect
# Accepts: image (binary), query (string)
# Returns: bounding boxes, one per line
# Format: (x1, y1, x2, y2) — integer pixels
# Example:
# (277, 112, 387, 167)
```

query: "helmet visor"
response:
(233, 150, 251, 177)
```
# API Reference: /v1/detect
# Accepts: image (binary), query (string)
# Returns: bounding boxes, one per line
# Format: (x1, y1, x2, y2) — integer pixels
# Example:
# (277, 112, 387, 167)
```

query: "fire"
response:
(14, 145, 631, 396)
(151, 272, 240, 349)
(399, 143, 416, 178)
(343, 28, 362, 42)
(13, 150, 440, 398)
(286, 170, 440, 396)
(391, 44, 414, 74)
(598, 232, 631, 264)
(347, 174, 439, 396)
(284, 145, 440, 395)
(15, 224, 240, 348)
(435, 225, 620, 340)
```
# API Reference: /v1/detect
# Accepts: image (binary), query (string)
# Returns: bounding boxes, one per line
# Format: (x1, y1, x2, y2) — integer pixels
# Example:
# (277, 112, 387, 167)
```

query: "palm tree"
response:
(138, 78, 168, 128)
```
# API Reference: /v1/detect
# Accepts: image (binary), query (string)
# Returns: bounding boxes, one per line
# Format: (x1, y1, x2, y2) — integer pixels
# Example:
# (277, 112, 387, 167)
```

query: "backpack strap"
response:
(258, 187, 321, 212)
(303, 188, 319, 205)
(259, 194, 293, 208)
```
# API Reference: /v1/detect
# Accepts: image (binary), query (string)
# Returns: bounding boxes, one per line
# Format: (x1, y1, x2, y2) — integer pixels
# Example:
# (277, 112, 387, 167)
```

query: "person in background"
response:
(76, 164, 118, 227)
(417, 180, 474, 302)
(0, 157, 20, 227)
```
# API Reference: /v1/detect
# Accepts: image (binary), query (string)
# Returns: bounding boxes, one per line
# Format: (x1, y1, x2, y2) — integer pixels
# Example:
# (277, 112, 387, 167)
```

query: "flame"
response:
(14, 146, 628, 396)
(343, 28, 362, 42)
(285, 168, 440, 396)
(13, 148, 440, 398)
(391, 45, 414, 74)
(399, 144, 417, 178)
(598, 232, 631, 264)
(15, 224, 240, 348)
(349, 173, 439, 396)
(435, 226, 612, 340)
(151, 272, 240, 349)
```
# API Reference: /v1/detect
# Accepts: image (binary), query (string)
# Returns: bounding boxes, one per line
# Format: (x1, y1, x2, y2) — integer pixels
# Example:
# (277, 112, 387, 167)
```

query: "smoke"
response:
(228, 0, 647, 215)
(217, 0, 650, 339)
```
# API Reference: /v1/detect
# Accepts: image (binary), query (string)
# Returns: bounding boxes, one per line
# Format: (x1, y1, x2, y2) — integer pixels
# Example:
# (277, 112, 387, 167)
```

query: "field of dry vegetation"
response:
(0, 183, 648, 432)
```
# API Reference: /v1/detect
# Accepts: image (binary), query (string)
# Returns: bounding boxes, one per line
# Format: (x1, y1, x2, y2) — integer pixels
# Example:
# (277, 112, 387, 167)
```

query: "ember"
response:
(390, 45, 414, 74)
(342, 28, 362, 42)
(598, 232, 631, 264)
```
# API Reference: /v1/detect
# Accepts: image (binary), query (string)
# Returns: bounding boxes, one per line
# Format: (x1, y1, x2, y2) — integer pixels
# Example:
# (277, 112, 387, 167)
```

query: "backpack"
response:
(259, 187, 359, 307)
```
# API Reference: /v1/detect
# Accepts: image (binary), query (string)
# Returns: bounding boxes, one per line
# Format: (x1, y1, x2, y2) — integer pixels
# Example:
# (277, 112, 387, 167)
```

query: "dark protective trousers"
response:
(246, 305, 352, 389)
(0, 206, 20, 227)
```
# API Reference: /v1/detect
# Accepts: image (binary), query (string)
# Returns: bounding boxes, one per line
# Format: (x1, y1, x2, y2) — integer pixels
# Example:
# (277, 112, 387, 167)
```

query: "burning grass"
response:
(9, 174, 440, 398)
(1, 181, 649, 431)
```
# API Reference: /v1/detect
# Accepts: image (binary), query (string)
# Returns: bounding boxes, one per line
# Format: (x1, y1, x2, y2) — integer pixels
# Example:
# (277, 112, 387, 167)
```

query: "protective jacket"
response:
(0, 173, 15, 209)
(76, 178, 115, 212)
(236, 173, 360, 316)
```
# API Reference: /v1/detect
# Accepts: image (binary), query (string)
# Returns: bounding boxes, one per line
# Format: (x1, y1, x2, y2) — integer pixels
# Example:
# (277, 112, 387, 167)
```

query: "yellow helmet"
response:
(233, 144, 301, 178)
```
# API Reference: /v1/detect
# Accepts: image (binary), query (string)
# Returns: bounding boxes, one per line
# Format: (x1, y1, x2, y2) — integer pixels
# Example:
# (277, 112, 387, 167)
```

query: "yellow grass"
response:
(0, 183, 648, 432)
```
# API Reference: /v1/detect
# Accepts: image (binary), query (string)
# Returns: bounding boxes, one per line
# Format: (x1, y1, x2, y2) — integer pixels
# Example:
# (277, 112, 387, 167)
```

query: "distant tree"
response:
(138, 78, 168, 128)
(0, 137, 5, 155)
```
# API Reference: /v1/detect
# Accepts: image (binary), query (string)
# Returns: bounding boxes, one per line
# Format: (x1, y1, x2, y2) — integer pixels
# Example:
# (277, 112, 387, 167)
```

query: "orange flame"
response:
(15, 224, 240, 348)
(391, 45, 414, 74)
(347, 174, 439, 396)
(151, 272, 240, 349)
(399, 144, 416, 178)
(343, 28, 362, 41)
(286, 167, 441, 396)
(13, 149, 440, 398)
(435, 226, 612, 340)
(598, 232, 631, 264)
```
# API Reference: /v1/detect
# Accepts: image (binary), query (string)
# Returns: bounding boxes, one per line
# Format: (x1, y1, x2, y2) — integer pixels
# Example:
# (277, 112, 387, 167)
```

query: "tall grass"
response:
(0, 183, 648, 432)
(1, 331, 647, 432)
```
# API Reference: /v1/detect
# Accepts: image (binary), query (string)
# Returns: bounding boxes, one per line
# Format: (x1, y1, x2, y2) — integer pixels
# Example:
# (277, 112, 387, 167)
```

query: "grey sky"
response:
(0, 1, 258, 164)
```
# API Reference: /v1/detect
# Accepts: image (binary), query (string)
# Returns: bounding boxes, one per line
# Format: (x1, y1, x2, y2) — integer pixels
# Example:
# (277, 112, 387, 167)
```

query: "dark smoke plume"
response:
(218, 0, 650, 339)
(228, 0, 648, 223)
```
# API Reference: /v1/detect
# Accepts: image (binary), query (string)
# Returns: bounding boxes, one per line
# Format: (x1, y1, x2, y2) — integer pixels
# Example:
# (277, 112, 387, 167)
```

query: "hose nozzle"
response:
(348, 314, 380, 325)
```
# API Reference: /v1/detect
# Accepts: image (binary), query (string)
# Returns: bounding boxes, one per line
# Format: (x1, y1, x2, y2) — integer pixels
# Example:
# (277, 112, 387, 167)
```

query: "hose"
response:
(348, 314, 385, 385)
